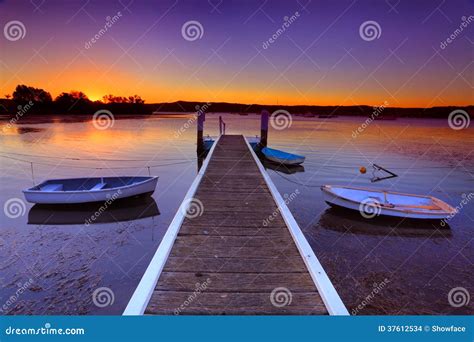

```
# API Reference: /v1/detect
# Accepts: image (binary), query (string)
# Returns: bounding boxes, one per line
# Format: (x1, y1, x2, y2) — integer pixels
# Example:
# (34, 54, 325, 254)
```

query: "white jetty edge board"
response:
(244, 137, 349, 316)
(123, 135, 222, 315)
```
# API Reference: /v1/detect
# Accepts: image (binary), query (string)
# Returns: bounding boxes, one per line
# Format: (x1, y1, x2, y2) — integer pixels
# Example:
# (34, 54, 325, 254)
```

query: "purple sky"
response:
(1, 0, 473, 106)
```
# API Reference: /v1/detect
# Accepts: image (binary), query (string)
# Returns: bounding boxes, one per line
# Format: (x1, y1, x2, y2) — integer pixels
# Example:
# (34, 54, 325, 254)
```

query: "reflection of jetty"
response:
(124, 112, 348, 315)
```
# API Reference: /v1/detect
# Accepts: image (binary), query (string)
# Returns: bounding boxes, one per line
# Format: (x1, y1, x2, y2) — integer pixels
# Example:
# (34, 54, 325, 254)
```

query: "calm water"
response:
(0, 114, 473, 315)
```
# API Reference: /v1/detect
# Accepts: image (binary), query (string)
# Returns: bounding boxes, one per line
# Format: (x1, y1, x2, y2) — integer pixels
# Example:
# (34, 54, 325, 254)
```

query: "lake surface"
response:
(1, 113, 473, 315)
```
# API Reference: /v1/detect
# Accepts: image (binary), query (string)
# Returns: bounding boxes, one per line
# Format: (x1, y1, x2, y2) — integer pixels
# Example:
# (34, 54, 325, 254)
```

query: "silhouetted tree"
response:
(54, 91, 92, 113)
(12, 84, 52, 103)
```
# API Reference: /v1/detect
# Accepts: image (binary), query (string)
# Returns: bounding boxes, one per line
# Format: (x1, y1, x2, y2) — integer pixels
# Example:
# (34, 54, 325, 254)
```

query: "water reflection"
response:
(28, 196, 159, 225)
(262, 159, 305, 174)
(318, 207, 452, 238)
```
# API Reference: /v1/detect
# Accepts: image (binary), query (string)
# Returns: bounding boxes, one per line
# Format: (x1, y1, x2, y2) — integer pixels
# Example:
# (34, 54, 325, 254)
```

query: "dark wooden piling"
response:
(197, 111, 205, 153)
(260, 110, 269, 147)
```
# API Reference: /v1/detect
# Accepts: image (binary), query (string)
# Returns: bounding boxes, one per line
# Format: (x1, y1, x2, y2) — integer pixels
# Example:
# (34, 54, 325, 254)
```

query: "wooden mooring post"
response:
(197, 110, 205, 153)
(260, 110, 269, 147)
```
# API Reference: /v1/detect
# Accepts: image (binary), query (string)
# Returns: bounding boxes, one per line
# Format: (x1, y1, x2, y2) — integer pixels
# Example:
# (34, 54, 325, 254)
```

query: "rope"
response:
(0, 151, 190, 162)
(0, 154, 192, 169)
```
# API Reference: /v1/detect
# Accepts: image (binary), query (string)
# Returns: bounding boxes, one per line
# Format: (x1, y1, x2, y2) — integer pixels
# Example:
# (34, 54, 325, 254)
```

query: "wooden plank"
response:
(139, 135, 331, 316)
(163, 256, 308, 273)
(155, 272, 317, 292)
(146, 291, 326, 315)
(173, 235, 294, 247)
(178, 226, 290, 237)
(168, 245, 301, 258)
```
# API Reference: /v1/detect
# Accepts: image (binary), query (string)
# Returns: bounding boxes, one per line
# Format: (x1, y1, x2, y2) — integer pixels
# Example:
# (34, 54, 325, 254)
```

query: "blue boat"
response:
(261, 147, 305, 165)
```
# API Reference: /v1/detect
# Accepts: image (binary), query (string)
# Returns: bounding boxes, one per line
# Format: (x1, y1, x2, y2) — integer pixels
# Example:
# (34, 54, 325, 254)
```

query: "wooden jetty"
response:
(124, 134, 348, 315)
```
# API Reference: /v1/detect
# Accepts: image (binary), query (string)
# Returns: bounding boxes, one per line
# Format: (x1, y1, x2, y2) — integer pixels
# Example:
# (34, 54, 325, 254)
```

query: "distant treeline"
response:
(1, 85, 146, 115)
(153, 101, 473, 118)
(1, 84, 472, 118)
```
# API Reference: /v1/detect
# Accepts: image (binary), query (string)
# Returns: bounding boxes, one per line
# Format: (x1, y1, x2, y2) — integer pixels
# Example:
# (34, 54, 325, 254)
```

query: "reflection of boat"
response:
(263, 159, 305, 174)
(28, 196, 160, 225)
(321, 185, 455, 220)
(318, 208, 451, 237)
(261, 147, 305, 165)
(23, 176, 158, 204)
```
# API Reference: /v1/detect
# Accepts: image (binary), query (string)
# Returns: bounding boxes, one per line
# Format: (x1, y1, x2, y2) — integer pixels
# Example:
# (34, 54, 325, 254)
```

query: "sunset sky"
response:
(1, 0, 473, 107)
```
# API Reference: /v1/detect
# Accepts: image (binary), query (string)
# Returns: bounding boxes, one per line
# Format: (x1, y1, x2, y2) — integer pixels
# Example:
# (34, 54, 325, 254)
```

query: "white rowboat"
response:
(321, 185, 456, 220)
(23, 176, 158, 204)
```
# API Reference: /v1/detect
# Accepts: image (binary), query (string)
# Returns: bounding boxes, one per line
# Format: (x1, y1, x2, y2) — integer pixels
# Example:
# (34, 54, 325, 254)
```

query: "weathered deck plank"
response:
(145, 135, 328, 315)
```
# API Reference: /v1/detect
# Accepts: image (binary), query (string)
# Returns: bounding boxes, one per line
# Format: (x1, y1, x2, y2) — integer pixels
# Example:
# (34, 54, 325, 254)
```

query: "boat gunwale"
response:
(321, 185, 456, 215)
(22, 176, 159, 194)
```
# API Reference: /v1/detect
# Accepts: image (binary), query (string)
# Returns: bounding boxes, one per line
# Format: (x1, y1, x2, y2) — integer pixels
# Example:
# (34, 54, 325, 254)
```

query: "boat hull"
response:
(321, 185, 455, 220)
(23, 177, 158, 204)
(261, 147, 305, 166)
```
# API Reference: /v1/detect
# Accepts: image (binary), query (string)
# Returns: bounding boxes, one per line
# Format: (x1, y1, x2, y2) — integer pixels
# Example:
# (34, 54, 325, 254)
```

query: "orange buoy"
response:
(359, 166, 367, 174)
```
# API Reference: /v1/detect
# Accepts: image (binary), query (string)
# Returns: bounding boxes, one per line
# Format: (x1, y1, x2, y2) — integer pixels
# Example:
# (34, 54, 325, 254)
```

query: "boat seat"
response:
(91, 182, 107, 191)
(40, 184, 63, 192)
